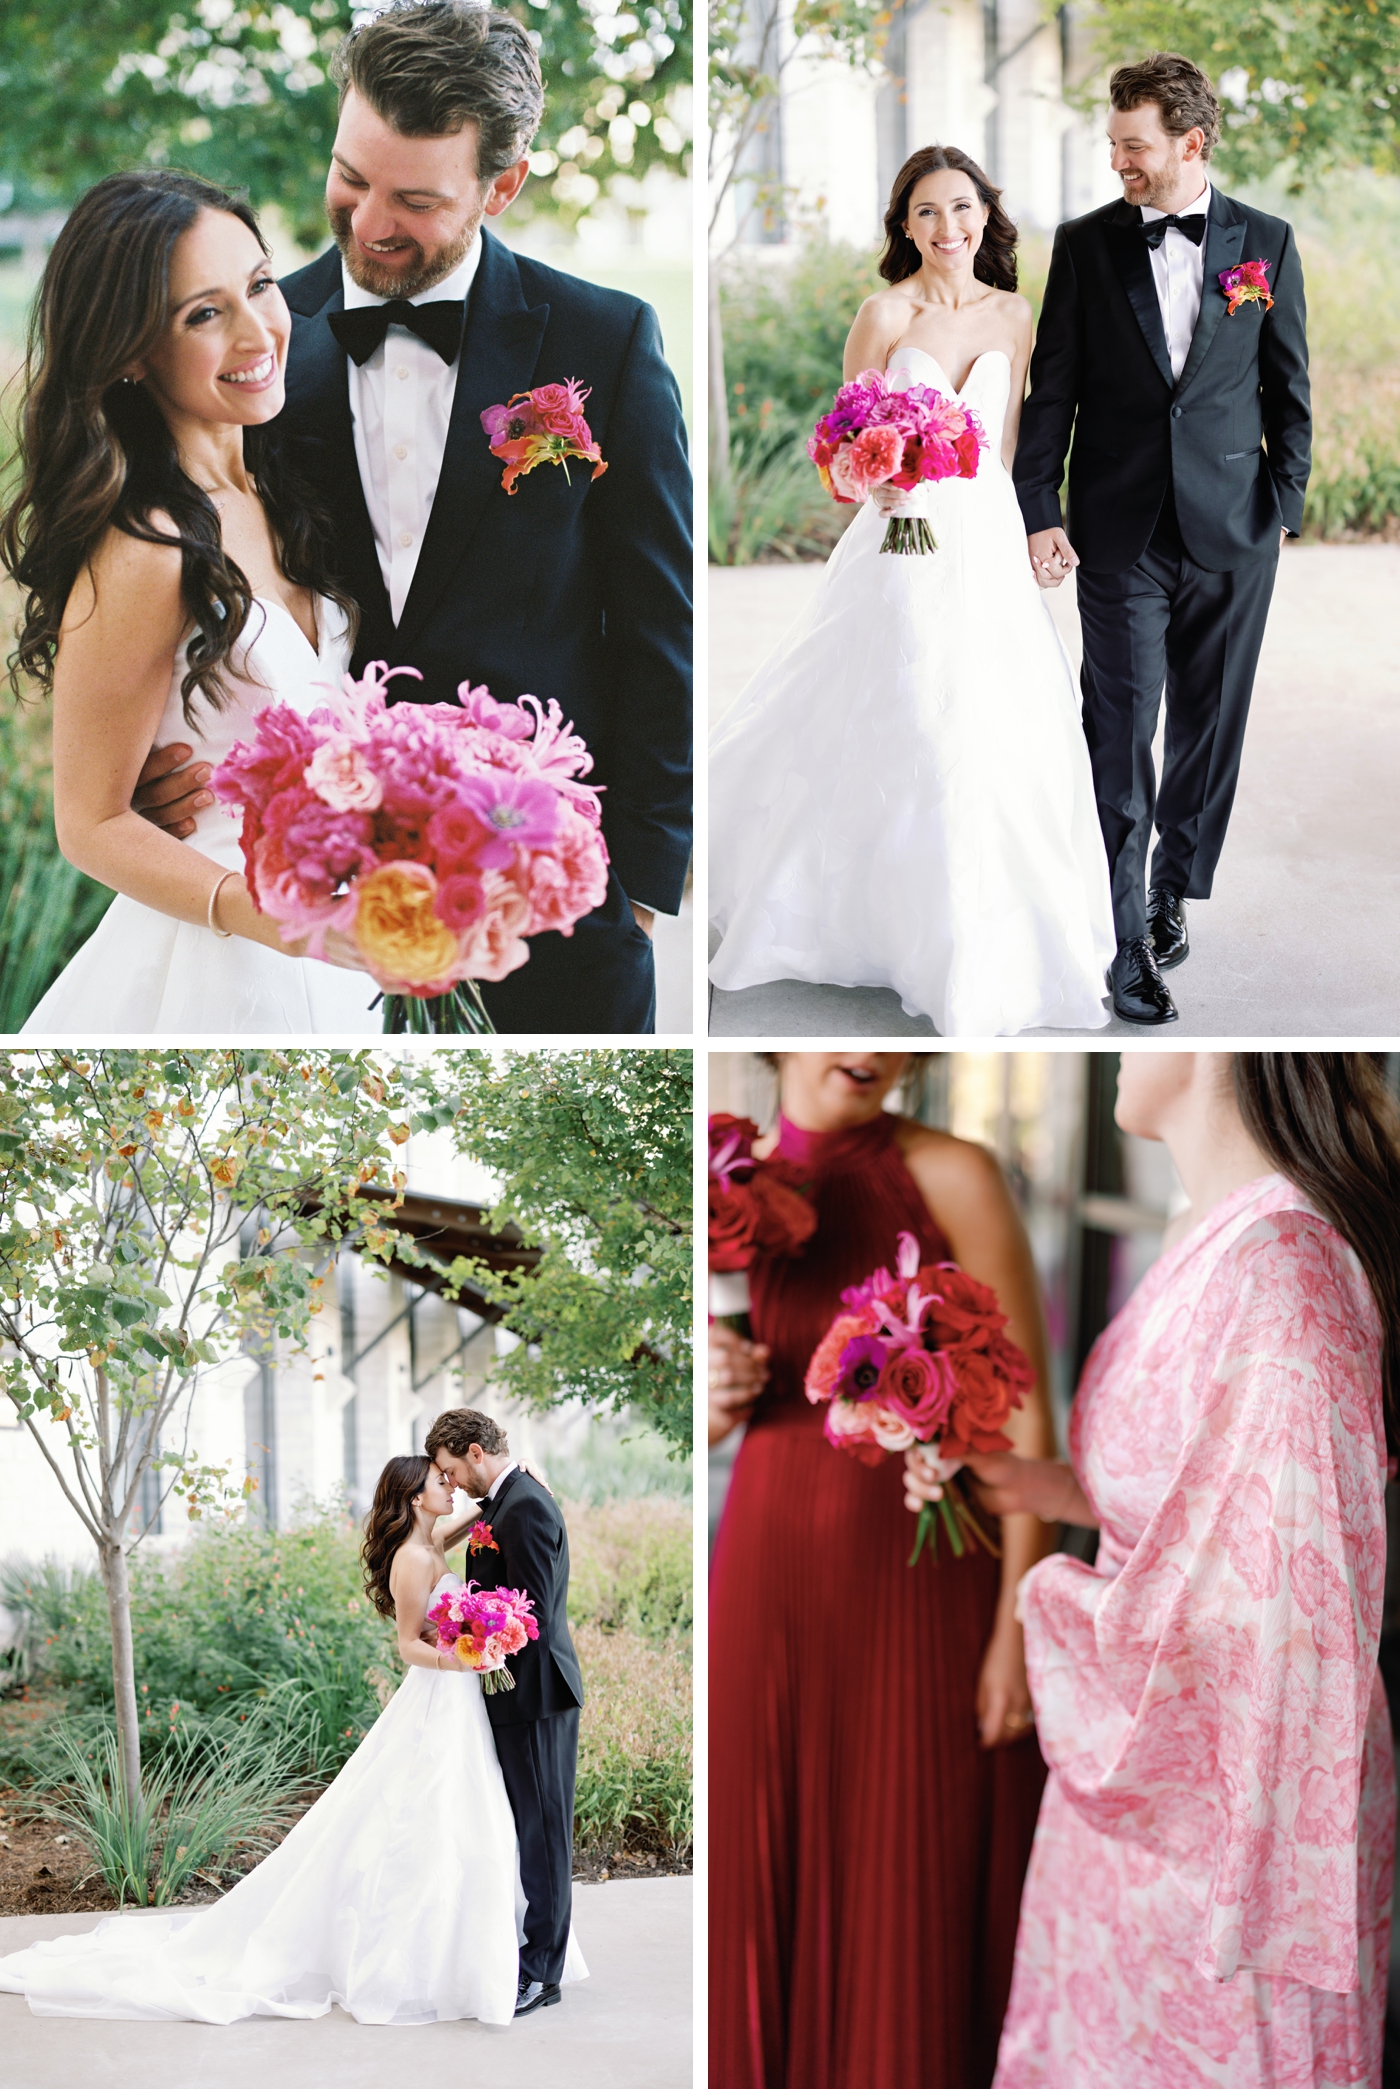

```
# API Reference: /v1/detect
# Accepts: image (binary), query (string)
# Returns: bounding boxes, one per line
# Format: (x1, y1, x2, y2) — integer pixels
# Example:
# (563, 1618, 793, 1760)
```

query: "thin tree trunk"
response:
(709, 265, 731, 498)
(98, 1537, 142, 1818)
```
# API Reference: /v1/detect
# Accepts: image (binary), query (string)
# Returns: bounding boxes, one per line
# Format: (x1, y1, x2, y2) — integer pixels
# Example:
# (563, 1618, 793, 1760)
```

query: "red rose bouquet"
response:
(804, 1230, 1033, 1564)
(707, 1113, 816, 1325)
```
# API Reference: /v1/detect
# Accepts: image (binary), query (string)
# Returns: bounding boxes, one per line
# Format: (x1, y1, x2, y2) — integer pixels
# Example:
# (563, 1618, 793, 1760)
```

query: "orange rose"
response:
(353, 862, 461, 988)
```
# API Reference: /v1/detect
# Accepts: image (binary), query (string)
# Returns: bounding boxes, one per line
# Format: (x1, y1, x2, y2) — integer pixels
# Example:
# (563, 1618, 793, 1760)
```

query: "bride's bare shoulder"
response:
(846, 286, 915, 369)
(64, 517, 185, 639)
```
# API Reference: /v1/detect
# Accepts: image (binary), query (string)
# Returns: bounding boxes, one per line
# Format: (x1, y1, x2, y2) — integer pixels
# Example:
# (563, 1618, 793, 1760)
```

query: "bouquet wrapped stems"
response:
(908, 1469, 1001, 1567)
(377, 982, 496, 1034)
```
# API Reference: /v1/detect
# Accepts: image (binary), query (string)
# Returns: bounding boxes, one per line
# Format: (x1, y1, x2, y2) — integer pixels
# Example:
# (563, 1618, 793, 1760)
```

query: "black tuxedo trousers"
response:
(494, 1707, 579, 1985)
(1076, 484, 1278, 943)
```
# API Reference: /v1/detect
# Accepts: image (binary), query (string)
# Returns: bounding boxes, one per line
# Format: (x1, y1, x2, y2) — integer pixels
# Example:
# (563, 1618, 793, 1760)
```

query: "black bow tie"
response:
(1139, 211, 1207, 250)
(327, 298, 465, 367)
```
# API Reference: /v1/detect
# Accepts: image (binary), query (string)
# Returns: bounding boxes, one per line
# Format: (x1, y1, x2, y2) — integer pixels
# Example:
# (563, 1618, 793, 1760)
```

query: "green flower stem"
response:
(880, 517, 938, 556)
(377, 982, 497, 1034)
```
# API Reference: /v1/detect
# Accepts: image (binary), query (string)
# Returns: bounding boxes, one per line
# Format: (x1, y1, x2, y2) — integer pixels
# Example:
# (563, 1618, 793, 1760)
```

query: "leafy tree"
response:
(0, 1047, 412, 1812)
(1081, 0, 1400, 188)
(0, 0, 691, 245)
(707, 0, 887, 483)
(407, 1048, 693, 1453)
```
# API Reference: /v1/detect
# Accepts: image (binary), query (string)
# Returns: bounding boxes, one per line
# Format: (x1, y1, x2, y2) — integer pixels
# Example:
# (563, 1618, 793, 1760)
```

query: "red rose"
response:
(877, 1346, 956, 1436)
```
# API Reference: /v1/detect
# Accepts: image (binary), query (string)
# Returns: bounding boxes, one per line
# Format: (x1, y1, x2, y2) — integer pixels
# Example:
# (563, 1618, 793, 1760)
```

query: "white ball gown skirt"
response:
(0, 1578, 587, 2026)
(21, 597, 381, 1037)
(709, 348, 1116, 1036)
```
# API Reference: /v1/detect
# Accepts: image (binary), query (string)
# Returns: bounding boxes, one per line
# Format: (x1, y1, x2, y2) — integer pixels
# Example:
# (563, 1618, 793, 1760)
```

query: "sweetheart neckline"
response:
(885, 346, 1010, 399)
(255, 592, 323, 659)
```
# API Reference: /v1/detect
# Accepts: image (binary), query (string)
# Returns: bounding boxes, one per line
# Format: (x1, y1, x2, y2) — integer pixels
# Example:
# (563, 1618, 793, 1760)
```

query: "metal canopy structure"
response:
(348, 1188, 541, 1324)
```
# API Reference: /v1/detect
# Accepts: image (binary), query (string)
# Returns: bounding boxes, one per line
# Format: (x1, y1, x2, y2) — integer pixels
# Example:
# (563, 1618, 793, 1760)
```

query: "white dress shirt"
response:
(341, 239, 483, 626)
(1140, 180, 1211, 382)
(486, 1460, 518, 1503)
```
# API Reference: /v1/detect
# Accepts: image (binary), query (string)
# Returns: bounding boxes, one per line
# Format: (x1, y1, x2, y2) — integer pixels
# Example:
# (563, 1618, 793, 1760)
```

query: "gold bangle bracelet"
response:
(207, 870, 235, 939)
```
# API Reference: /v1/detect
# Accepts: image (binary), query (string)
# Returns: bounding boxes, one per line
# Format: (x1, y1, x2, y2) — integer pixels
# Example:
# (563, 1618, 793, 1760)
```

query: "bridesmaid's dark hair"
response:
(0, 168, 357, 721)
(1233, 1055, 1400, 1450)
(878, 146, 1018, 292)
(361, 1454, 434, 1618)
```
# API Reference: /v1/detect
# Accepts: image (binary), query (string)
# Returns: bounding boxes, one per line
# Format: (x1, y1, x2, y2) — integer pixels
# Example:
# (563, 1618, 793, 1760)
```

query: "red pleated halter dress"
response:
(709, 1110, 1046, 2089)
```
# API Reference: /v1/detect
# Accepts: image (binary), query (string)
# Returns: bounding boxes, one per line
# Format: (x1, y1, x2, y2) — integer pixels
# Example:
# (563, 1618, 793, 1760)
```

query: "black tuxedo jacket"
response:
(277, 231, 693, 914)
(1013, 188, 1310, 573)
(473, 1467, 584, 1729)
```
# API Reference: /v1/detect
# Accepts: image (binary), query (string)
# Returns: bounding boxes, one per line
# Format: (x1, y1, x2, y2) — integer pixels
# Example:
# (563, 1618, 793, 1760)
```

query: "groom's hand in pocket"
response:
(628, 900, 655, 938)
(132, 742, 214, 840)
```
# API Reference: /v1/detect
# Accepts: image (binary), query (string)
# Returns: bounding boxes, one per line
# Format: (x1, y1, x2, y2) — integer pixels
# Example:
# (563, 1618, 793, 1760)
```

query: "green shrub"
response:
(566, 1498, 692, 1644)
(31, 1705, 312, 1906)
(572, 1619, 692, 1859)
(0, 698, 114, 1031)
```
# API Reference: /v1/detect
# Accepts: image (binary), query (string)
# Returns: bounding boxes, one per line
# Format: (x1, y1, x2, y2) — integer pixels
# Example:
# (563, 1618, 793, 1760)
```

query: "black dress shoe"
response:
(1108, 938, 1179, 1025)
(1146, 887, 1188, 969)
(514, 1977, 562, 2017)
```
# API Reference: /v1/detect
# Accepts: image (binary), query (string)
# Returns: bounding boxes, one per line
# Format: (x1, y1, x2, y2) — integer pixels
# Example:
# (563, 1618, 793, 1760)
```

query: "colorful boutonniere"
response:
(467, 1521, 500, 1556)
(480, 379, 608, 495)
(1218, 259, 1274, 316)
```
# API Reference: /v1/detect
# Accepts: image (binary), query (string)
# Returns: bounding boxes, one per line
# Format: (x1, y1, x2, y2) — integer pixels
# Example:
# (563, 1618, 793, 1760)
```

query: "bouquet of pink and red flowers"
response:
(808, 368, 987, 555)
(212, 662, 609, 1034)
(805, 1231, 1033, 1564)
(481, 378, 607, 496)
(426, 1579, 538, 1694)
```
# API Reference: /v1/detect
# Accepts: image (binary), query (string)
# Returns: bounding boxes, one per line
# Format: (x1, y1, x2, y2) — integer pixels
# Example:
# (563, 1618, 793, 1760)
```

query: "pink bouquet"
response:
(808, 368, 986, 555)
(212, 661, 609, 1033)
(481, 379, 608, 496)
(805, 1231, 1033, 1564)
(426, 1579, 539, 1694)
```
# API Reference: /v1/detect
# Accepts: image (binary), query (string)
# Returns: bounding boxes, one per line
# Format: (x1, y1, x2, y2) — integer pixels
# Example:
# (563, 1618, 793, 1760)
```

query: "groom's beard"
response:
(328, 204, 482, 300)
(1118, 162, 1188, 213)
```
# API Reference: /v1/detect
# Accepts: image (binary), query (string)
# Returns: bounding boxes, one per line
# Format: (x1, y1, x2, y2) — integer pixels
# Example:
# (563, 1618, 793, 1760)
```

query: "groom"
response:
(138, 1, 691, 1033)
(1014, 51, 1310, 1025)
(426, 1405, 584, 2018)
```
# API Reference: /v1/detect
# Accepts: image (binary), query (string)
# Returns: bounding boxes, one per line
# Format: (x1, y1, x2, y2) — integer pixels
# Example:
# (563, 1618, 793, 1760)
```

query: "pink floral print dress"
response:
(996, 1174, 1394, 2088)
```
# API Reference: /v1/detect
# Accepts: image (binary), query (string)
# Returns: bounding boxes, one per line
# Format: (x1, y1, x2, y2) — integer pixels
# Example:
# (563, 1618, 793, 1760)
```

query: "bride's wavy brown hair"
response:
(361, 1454, 434, 1619)
(878, 145, 1018, 293)
(1233, 1055, 1400, 1452)
(0, 168, 356, 721)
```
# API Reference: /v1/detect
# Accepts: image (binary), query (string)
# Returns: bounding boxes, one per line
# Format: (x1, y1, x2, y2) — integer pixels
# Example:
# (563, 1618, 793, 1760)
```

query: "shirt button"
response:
(399, 530, 413, 547)
(394, 444, 408, 461)
(395, 365, 409, 381)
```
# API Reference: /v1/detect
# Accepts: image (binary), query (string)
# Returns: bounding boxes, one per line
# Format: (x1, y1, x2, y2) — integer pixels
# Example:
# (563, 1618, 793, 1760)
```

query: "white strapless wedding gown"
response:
(0, 1575, 587, 2025)
(709, 347, 1116, 1035)
(22, 596, 381, 1036)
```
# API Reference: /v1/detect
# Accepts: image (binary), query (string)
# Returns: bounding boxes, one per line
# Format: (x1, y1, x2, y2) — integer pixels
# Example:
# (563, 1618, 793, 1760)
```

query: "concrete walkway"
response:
(708, 548, 1400, 1038)
(0, 1876, 691, 2089)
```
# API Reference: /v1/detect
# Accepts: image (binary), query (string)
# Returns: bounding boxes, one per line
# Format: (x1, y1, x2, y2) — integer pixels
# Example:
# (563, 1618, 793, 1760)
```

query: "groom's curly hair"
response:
(333, 3, 544, 177)
(425, 1407, 511, 1461)
(1109, 53, 1221, 161)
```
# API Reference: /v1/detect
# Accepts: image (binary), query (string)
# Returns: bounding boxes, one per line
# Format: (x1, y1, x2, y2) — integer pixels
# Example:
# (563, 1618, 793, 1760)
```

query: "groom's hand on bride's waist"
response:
(132, 741, 214, 840)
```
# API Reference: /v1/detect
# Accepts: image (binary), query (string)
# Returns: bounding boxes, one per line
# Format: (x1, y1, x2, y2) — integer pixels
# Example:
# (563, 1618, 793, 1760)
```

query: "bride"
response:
(709, 145, 1116, 1037)
(0, 168, 384, 1034)
(0, 1452, 586, 2024)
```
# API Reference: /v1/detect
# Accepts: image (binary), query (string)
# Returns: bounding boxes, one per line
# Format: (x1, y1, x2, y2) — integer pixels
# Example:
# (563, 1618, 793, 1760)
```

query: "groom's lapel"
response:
(1173, 190, 1247, 399)
(1104, 200, 1174, 393)
(394, 229, 550, 656)
(282, 255, 392, 635)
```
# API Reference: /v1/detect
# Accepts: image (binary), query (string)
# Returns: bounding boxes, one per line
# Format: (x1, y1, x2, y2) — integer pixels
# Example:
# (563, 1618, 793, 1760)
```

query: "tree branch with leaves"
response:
(0, 1046, 414, 1816)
